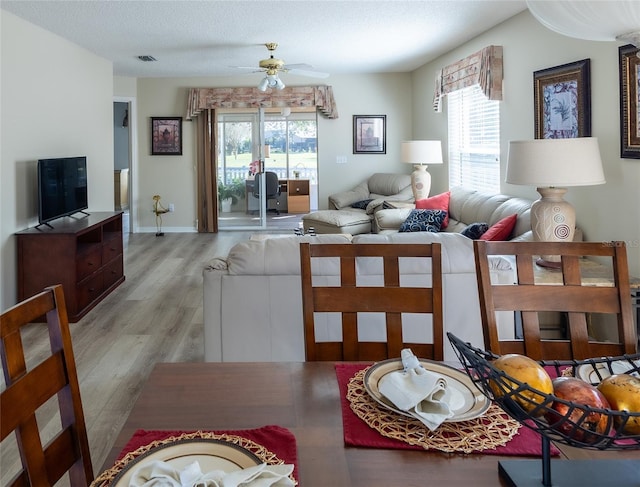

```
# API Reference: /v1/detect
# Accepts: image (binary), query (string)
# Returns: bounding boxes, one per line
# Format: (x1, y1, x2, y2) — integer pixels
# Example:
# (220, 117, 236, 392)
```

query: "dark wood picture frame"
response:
(619, 44, 640, 159)
(533, 59, 591, 139)
(353, 115, 386, 154)
(151, 117, 182, 155)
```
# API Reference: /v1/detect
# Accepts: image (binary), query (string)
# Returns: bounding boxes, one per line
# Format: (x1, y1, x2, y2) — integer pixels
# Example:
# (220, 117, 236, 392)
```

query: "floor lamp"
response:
(401, 140, 443, 200)
(506, 137, 605, 267)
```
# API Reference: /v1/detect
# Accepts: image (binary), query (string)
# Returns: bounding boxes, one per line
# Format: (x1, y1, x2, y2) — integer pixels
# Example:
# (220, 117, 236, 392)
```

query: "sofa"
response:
(374, 186, 535, 239)
(203, 187, 545, 364)
(301, 173, 414, 234)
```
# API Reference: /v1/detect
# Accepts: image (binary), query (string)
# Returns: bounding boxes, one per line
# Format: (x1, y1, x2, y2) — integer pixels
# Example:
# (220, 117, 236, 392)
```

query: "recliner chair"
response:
(253, 171, 281, 215)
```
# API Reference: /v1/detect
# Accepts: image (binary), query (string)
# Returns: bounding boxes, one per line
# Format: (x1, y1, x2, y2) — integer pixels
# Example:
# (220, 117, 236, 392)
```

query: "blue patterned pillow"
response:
(350, 199, 374, 210)
(399, 209, 447, 233)
(461, 222, 489, 239)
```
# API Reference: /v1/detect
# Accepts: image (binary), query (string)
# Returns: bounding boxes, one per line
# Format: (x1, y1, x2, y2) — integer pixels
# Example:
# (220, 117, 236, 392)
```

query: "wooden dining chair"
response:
(473, 240, 637, 360)
(1, 285, 93, 487)
(300, 242, 443, 361)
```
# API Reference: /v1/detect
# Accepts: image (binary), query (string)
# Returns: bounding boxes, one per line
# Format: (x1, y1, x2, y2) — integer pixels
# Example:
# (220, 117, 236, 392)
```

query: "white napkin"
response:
(129, 460, 295, 487)
(378, 349, 454, 431)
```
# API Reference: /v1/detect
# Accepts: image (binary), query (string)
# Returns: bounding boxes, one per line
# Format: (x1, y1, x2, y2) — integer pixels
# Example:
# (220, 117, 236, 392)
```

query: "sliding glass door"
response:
(217, 108, 318, 230)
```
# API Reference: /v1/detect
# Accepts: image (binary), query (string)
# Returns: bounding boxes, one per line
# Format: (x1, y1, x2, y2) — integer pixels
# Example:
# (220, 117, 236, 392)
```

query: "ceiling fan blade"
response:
(230, 66, 266, 71)
(281, 63, 313, 69)
(286, 68, 330, 78)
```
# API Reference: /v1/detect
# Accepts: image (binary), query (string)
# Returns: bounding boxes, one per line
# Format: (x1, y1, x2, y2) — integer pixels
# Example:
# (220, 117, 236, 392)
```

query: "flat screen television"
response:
(37, 156, 88, 227)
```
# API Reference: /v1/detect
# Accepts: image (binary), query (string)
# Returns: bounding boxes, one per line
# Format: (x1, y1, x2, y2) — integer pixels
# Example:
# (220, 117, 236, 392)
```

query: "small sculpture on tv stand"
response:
(152, 195, 169, 236)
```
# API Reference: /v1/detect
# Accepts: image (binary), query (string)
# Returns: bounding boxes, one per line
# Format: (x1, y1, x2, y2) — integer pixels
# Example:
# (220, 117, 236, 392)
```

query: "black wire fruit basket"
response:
(447, 333, 640, 487)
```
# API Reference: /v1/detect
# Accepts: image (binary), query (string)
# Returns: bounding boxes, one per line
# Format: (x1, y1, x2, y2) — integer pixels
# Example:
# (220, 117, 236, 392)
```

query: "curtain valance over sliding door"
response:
(186, 85, 339, 120)
(433, 45, 503, 112)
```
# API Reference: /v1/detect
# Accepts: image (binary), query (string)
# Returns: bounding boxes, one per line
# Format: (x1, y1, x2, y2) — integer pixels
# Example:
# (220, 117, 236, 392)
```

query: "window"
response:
(217, 111, 317, 184)
(447, 84, 500, 193)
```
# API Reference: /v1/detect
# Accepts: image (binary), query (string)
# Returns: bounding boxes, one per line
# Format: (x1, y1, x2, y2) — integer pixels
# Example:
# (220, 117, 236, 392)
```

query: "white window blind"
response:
(448, 85, 500, 193)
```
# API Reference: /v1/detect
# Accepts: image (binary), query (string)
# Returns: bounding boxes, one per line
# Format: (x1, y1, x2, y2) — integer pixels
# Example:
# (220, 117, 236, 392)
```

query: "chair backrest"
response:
(1, 285, 93, 487)
(300, 242, 443, 361)
(473, 240, 637, 360)
(253, 172, 280, 199)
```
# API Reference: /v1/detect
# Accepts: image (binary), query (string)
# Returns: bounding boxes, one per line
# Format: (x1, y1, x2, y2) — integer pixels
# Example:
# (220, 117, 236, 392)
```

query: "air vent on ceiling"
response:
(137, 55, 157, 62)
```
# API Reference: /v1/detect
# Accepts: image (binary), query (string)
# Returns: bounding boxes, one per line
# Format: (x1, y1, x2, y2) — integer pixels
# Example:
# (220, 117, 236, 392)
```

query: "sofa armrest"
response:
(328, 181, 370, 209)
(373, 207, 414, 232)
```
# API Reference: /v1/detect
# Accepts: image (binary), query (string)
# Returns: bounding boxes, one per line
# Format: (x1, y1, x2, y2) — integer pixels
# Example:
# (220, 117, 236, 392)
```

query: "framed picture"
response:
(619, 44, 640, 159)
(533, 59, 591, 139)
(353, 115, 386, 154)
(151, 117, 182, 155)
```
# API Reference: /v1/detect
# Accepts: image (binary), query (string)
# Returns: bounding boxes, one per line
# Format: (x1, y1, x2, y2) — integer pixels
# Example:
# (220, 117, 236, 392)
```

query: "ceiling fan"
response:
(233, 42, 329, 91)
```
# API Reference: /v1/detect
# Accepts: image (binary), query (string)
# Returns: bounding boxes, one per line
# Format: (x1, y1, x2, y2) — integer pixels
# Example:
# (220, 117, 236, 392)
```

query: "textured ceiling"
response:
(1, 0, 527, 79)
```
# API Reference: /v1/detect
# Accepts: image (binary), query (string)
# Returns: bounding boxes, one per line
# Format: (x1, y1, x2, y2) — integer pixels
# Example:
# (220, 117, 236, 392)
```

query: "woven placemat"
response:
(347, 367, 522, 454)
(91, 430, 295, 487)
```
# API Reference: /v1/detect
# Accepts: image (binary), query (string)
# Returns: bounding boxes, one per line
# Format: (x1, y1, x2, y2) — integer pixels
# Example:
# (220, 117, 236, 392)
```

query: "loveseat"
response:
(203, 188, 542, 363)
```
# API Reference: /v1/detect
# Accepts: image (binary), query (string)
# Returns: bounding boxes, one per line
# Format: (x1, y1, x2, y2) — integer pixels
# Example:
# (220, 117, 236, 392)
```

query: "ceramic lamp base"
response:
(411, 165, 432, 201)
(531, 187, 575, 266)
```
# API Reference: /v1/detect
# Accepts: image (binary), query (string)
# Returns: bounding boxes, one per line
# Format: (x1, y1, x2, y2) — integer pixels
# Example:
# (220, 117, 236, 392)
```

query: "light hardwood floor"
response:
(1, 227, 273, 481)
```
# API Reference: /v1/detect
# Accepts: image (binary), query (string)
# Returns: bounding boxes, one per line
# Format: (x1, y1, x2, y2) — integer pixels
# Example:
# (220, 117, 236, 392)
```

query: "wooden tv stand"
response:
(16, 212, 125, 322)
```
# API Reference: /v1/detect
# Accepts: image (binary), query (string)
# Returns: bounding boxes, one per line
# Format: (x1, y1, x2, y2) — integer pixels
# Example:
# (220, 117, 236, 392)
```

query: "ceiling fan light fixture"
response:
(258, 74, 285, 91)
(257, 77, 269, 92)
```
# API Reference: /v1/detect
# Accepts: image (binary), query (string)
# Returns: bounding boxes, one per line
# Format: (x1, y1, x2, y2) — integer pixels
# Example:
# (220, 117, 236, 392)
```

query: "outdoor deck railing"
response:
(220, 167, 317, 182)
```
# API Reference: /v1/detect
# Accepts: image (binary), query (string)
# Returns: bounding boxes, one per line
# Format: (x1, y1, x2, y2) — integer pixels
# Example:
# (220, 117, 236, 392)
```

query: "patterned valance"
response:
(433, 45, 503, 112)
(186, 85, 338, 119)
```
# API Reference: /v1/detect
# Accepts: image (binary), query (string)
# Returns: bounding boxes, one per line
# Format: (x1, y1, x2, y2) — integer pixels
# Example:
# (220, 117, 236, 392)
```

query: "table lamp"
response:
(506, 137, 605, 267)
(401, 140, 443, 200)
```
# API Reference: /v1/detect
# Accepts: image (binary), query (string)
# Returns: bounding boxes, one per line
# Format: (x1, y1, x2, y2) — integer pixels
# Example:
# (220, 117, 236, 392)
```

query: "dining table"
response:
(100, 361, 639, 487)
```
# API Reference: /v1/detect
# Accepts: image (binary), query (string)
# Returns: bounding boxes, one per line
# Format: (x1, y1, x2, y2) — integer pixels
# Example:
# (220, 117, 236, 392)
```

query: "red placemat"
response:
(336, 363, 559, 456)
(115, 425, 298, 481)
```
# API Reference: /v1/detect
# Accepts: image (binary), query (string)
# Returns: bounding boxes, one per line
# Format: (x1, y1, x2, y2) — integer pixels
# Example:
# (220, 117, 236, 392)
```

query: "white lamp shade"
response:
(526, 0, 640, 45)
(401, 140, 443, 165)
(506, 137, 605, 187)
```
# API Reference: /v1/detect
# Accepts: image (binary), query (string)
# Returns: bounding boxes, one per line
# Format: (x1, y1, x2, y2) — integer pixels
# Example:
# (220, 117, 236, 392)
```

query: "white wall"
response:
(132, 72, 413, 231)
(1, 11, 114, 311)
(411, 11, 640, 276)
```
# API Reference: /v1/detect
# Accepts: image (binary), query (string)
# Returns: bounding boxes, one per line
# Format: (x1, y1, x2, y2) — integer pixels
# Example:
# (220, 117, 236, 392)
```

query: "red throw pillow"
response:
(415, 191, 451, 228)
(480, 214, 518, 241)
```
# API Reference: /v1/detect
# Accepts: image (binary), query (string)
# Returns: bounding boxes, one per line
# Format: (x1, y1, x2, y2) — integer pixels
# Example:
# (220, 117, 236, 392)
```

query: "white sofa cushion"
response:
(226, 234, 352, 275)
(352, 232, 474, 273)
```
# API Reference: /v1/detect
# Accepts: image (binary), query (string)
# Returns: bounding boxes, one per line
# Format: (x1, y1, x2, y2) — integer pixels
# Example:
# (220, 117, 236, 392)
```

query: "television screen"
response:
(37, 156, 88, 225)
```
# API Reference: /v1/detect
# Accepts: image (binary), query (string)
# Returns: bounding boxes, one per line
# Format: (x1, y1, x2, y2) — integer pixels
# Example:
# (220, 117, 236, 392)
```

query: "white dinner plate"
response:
(111, 438, 261, 486)
(363, 358, 490, 422)
(576, 359, 640, 384)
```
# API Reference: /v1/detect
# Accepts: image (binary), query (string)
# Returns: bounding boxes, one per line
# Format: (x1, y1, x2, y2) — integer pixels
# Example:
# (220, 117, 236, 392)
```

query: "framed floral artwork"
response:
(533, 59, 591, 139)
(151, 117, 182, 155)
(353, 115, 386, 154)
(619, 44, 640, 159)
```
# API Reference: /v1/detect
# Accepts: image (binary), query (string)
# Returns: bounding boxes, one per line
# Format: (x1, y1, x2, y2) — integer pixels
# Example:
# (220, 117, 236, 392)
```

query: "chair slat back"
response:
(473, 240, 636, 360)
(300, 242, 443, 361)
(1, 285, 93, 487)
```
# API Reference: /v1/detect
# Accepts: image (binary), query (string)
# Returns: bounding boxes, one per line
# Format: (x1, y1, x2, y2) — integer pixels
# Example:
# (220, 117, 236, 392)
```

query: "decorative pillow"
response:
(461, 222, 489, 240)
(480, 214, 518, 241)
(399, 209, 447, 233)
(350, 199, 374, 210)
(415, 191, 451, 228)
